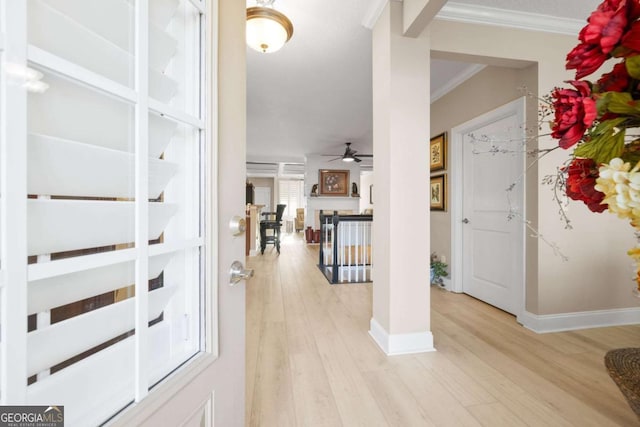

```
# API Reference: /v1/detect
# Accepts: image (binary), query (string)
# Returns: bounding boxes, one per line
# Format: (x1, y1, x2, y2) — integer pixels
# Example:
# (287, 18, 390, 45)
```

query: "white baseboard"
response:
(519, 307, 640, 333)
(369, 318, 436, 355)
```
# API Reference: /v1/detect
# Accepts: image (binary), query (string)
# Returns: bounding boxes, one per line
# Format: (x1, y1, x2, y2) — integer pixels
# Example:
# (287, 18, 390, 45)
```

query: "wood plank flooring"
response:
(245, 234, 640, 426)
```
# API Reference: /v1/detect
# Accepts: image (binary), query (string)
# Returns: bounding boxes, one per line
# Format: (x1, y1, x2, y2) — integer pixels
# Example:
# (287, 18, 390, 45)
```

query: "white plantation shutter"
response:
(0, 0, 208, 425)
(278, 179, 304, 218)
(279, 180, 291, 216)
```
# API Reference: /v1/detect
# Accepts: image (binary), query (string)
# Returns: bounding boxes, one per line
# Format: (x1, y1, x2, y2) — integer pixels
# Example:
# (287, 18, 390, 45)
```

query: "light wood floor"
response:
(245, 234, 640, 426)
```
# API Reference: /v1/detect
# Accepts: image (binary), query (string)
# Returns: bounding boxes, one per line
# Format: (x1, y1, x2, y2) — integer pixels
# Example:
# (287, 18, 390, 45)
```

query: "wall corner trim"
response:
(519, 307, 640, 333)
(362, 0, 388, 29)
(369, 317, 436, 355)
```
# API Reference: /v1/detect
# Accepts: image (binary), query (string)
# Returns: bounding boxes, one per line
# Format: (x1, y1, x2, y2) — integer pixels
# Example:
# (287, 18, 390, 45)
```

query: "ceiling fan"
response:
(323, 142, 373, 163)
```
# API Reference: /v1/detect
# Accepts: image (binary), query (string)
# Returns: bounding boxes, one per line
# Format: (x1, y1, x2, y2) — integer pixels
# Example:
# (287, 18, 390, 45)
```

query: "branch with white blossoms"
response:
(526, 0, 640, 293)
(541, 161, 573, 231)
(468, 129, 570, 261)
(505, 171, 569, 261)
(468, 74, 640, 265)
(524, 219, 570, 262)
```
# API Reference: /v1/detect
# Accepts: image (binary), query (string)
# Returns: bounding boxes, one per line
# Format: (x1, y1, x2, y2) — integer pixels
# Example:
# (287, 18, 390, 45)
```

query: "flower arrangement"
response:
(548, 0, 640, 293)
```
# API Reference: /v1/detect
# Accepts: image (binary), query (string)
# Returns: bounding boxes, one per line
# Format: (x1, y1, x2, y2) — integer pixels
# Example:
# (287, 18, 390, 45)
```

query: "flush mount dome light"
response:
(246, 0, 293, 53)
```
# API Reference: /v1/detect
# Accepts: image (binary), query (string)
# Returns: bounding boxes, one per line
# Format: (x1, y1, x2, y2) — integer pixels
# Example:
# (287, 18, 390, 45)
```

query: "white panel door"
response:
(461, 98, 525, 315)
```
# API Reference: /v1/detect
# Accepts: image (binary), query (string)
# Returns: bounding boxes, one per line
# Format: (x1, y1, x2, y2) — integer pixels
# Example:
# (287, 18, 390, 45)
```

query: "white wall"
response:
(359, 171, 374, 212)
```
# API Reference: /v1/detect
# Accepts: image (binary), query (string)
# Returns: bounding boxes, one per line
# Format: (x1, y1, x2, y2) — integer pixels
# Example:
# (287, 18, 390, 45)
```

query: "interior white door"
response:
(461, 98, 525, 316)
(254, 186, 271, 212)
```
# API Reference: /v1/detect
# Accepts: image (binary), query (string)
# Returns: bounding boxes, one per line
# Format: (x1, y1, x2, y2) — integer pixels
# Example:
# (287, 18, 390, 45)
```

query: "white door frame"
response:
(450, 97, 526, 321)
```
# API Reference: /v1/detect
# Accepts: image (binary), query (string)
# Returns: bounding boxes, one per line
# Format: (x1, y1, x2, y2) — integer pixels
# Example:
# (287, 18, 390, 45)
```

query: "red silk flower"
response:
(565, 158, 608, 213)
(567, 0, 640, 79)
(597, 61, 631, 92)
(551, 81, 598, 149)
(622, 0, 640, 52)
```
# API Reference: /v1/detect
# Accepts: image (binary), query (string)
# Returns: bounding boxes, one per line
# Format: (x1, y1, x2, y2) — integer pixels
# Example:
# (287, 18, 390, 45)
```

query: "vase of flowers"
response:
(548, 0, 640, 294)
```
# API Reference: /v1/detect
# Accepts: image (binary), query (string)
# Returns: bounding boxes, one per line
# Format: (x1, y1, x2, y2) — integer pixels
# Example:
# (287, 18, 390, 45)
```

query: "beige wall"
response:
(431, 20, 639, 315)
(247, 177, 274, 208)
(430, 64, 537, 267)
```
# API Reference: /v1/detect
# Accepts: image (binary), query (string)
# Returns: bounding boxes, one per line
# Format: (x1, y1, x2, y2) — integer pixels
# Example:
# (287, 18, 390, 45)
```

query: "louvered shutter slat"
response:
(28, 133, 178, 199)
(28, 253, 172, 315)
(27, 286, 176, 376)
(29, 0, 178, 102)
(26, 322, 176, 426)
(27, 200, 178, 256)
(29, 74, 177, 158)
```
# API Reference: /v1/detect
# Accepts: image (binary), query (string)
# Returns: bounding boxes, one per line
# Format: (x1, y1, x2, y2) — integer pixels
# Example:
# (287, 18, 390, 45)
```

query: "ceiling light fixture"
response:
(246, 0, 293, 54)
(342, 153, 355, 162)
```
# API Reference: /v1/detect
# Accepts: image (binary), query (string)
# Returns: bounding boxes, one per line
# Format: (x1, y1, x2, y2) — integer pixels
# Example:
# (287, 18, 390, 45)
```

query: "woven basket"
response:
(604, 348, 640, 420)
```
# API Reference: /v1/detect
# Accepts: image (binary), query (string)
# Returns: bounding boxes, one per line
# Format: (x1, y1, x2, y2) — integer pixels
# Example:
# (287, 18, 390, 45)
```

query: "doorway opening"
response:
(450, 97, 526, 319)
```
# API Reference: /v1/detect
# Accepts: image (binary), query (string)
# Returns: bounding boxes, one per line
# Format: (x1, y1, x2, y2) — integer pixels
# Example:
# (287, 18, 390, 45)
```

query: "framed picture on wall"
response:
(430, 174, 446, 211)
(319, 169, 350, 196)
(430, 132, 447, 171)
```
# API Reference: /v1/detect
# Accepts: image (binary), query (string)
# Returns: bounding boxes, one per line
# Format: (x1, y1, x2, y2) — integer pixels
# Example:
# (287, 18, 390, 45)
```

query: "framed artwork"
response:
(430, 132, 447, 171)
(430, 174, 446, 211)
(319, 169, 350, 196)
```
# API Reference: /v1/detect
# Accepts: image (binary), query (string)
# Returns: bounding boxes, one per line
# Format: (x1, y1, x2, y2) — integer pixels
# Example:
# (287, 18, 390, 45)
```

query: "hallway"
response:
(245, 234, 640, 426)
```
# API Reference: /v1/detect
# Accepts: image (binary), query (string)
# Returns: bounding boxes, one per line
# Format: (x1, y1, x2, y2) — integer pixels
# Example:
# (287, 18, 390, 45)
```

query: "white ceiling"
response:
(246, 0, 601, 165)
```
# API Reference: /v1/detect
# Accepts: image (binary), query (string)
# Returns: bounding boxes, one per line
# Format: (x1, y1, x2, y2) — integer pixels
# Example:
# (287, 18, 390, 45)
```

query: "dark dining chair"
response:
(260, 204, 286, 254)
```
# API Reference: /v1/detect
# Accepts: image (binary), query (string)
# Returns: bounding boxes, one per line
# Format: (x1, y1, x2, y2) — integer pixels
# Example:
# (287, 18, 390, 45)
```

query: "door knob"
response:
(229, 260, 254, 286)
(462, 218, 470, 224)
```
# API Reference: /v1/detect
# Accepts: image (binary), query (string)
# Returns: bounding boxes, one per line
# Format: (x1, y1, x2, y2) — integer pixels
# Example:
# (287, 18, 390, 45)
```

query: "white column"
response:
(369, 1, 433, 355)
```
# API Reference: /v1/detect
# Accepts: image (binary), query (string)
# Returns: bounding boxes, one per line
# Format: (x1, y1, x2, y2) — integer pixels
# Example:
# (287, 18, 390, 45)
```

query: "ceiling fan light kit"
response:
(246, 0, 293, 54)
(323, 142, 372, 163)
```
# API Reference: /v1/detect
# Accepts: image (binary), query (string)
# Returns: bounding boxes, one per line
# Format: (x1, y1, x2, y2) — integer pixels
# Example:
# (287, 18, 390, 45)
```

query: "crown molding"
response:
(431, 63, 485, 103)
(362, 0, 389, 30)
(436, 2, 586, 36)
(363, 1, 586, 35)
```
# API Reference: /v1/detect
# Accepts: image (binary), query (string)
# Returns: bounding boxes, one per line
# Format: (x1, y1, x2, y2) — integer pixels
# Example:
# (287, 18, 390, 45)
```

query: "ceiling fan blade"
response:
(321, 154, 342, 156)
(323, 142, 371, 162)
